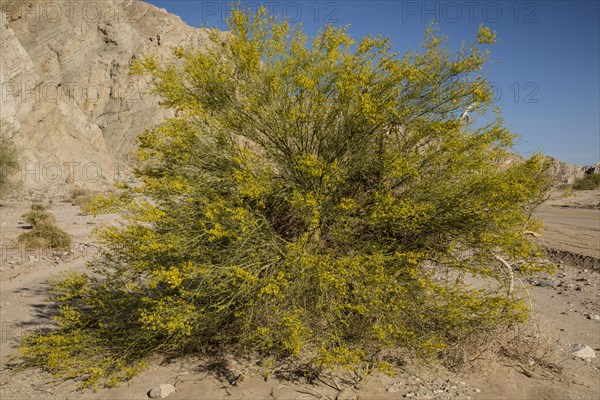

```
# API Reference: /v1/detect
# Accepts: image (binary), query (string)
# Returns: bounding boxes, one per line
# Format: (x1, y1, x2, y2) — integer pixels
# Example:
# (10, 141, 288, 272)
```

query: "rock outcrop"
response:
(548, 159, 600, 186)
(0, 0, 211, 190)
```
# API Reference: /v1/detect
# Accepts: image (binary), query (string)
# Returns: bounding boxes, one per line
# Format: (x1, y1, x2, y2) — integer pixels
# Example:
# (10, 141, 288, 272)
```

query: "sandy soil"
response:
(534, 191, 600, 272)
(537, 206, 599, 258)
(0, 191, 599, 400)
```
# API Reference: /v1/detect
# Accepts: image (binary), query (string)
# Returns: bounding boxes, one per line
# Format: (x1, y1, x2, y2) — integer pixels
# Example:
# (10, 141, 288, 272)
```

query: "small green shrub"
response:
(572, 173, 600, 190)
(18, 224, 72, 250)
(18, 205, 71, 250)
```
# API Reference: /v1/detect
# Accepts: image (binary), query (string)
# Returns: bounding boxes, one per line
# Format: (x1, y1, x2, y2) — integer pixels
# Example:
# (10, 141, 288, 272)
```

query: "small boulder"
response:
(565, 344, 596, 359)
(537, 279, 553, 287)
(148, 383, 176, 399)
(587, 314, 600, 321)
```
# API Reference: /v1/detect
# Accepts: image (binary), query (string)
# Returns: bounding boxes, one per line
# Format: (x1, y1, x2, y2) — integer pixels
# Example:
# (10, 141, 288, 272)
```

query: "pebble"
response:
(148, 384, 176, 399)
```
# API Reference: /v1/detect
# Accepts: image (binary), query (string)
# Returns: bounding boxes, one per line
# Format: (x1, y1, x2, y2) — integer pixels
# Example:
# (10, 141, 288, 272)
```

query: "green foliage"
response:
(18, 204, 71, 250)
(18, 224, 72, 250)
(0, 119, 20, 197)
(20, 9, 551, 387)
(572, 173, 600, 190)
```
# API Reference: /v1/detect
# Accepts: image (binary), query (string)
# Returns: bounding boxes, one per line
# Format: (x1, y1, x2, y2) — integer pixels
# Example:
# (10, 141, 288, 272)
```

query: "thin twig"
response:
(494, 254, 514, 295)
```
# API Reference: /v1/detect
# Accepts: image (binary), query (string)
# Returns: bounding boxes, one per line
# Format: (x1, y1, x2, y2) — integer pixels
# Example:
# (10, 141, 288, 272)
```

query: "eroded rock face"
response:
(0, 0, 212, 190)
(548, 159, 600, 186)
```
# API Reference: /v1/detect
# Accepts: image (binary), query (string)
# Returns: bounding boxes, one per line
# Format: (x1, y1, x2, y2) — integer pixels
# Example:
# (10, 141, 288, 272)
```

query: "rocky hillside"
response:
(547, 159, 600, 186)
(1, 0, 211, 190)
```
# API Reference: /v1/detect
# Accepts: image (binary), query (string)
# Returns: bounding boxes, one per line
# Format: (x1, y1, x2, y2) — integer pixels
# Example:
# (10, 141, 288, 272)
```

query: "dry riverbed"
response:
(0, 190, 599, 400)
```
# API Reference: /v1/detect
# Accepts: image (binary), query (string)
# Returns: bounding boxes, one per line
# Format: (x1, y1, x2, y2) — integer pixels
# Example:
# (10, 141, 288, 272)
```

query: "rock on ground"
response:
(565, 344, 597, 359)
(148, 383, 176, 399)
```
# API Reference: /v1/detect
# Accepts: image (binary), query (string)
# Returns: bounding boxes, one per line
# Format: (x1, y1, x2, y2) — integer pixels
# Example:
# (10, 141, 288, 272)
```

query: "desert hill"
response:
(1, 0, 211, 190)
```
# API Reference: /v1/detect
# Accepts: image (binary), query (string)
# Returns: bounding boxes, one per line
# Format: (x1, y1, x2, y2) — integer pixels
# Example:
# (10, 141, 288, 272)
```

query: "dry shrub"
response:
(441, 320, 560, 375)
(496, 320, 560, 369)
(70, 186, 97, 207)
(23, 204, 56, 227)
(18, 204, 71, 250)
(572, 173, 600, 190)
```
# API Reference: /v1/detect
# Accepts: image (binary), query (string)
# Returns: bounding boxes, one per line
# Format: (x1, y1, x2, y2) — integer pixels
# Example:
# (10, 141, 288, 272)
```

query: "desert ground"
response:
(0, 189, 598, 400)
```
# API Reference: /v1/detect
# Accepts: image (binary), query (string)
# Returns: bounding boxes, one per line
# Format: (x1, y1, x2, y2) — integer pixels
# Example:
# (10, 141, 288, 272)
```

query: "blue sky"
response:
(146, 0, 599, 165)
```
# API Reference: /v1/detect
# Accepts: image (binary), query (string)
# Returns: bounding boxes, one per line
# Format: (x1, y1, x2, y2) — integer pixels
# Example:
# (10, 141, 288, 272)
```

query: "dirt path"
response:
(539, 206, 600, 230)
(536, 205, 600, 260)
(0, 200, 118, 365)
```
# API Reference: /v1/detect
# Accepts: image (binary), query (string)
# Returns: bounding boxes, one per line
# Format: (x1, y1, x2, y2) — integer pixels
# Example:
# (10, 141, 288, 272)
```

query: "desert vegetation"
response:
(68, 186, 98, 207)
(19, 9, 552, 388)
(18, 204, 72, 251)
(572, 173, 600, 190)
